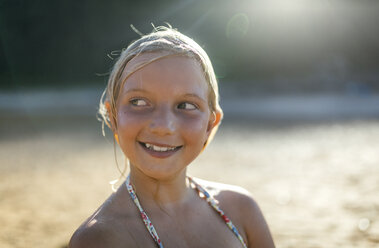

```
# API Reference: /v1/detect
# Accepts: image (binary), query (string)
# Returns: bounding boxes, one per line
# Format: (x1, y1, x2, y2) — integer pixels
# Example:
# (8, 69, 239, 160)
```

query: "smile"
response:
(139, 142, 182, 152)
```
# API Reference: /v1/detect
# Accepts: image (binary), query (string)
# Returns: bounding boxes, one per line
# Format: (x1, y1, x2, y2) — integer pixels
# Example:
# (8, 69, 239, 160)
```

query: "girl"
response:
(69, 26, 275, 248)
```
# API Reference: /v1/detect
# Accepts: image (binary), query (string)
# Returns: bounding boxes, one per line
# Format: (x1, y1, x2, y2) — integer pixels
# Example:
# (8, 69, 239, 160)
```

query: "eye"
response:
(130, 98, 148, 106)
(177, 102, 197, 110)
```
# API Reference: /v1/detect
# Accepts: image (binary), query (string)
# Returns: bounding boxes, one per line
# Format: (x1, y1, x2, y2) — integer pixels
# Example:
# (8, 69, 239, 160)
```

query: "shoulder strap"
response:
(126, 176, 247, 248)
(125, 176, 163, 248)
(188, 177, 248, 248)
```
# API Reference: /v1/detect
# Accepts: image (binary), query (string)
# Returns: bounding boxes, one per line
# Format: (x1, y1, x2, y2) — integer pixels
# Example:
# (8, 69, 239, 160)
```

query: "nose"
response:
(148, 105, 176, 135)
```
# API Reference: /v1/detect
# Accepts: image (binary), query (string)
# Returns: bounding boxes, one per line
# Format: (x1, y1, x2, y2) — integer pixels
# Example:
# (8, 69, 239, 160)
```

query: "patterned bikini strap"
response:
(125, 176, 247, 248)
(125, 176, 163, 248)
(187, 177, 248, 248)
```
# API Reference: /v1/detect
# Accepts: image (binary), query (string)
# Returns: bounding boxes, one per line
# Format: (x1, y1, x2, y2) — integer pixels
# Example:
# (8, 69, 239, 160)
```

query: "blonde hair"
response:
(99, 26, 222, 146)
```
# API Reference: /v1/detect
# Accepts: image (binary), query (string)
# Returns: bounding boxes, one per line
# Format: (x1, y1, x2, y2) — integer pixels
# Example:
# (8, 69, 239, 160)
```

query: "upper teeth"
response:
(144, 143, 177, 152)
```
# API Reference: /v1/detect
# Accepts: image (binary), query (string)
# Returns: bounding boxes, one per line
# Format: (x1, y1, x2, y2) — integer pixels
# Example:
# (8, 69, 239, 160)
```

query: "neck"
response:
(128, 166, 192, 207)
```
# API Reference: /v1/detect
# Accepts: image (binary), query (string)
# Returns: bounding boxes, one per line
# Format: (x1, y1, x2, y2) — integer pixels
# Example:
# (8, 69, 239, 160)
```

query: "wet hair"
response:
(99, 25, 222, 145)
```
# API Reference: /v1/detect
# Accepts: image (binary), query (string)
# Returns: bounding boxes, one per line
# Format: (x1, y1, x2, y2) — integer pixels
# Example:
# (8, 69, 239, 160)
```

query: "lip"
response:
(138, 141, 182, 159)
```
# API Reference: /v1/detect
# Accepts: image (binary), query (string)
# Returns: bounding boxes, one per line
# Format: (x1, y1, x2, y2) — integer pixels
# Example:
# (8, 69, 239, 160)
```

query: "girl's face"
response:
(113, 53, 217, 180)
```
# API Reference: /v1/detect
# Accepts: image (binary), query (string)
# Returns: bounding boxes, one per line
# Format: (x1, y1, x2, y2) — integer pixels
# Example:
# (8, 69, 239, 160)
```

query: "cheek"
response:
(179, 114, 210, 142)
(117, 107, 149, 127)
(116, 110, 146, 143)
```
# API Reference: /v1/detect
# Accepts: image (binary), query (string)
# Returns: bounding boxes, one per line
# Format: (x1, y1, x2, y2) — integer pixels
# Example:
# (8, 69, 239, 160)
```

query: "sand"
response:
(0, 116, 378, 248)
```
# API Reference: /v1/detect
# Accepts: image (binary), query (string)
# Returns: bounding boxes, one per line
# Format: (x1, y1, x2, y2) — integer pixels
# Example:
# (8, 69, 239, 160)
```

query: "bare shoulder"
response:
(69, 188, 137, 248)
(192, 177, 254, 205)
(194, 178, 276, 248)
(69, 217, 115, 248)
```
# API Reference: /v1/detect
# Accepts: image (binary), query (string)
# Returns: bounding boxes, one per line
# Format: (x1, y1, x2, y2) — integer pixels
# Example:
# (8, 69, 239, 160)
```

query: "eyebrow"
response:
(124, 88, 148, 94)
(182, 93, 207, 103)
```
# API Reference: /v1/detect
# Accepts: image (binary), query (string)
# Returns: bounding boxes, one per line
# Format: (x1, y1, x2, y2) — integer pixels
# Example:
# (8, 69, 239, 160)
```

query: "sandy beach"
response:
(1, 113, 378, 248)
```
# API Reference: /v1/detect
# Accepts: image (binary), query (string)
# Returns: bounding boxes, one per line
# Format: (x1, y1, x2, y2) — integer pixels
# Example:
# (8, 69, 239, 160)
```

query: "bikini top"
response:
(125, 176, 248, 248)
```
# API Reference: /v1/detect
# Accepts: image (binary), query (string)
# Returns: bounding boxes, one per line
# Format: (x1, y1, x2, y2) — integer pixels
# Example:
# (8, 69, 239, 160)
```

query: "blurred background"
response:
(1, 0, 379, 247)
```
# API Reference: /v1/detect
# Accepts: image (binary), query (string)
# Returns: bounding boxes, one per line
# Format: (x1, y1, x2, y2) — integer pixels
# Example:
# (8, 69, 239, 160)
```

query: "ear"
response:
(105, 101, 117, 133)
(105, 101, 120, 144)
(202, 111, 222, 152)
(207, 110, 222, 134)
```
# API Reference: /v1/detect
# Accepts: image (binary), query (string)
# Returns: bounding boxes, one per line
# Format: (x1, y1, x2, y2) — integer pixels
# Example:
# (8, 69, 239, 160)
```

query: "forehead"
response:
(120, 52, 209, 97)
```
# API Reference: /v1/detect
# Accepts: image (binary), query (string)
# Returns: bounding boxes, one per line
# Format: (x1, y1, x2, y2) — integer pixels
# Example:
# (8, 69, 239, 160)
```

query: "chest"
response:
(118, 198, 246, 248)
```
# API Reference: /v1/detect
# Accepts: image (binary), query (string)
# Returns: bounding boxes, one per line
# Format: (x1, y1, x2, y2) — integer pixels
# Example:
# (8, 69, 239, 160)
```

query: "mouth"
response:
(138, 141, 182, 158)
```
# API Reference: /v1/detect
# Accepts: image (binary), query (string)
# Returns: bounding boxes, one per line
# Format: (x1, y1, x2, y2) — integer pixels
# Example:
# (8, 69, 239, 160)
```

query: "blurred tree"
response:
(0, 0, 378, 93)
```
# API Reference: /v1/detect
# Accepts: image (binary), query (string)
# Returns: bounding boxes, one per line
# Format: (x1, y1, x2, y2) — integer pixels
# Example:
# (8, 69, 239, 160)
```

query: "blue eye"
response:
(130, 98, 148, 106)
(177, 102, 197, 110)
